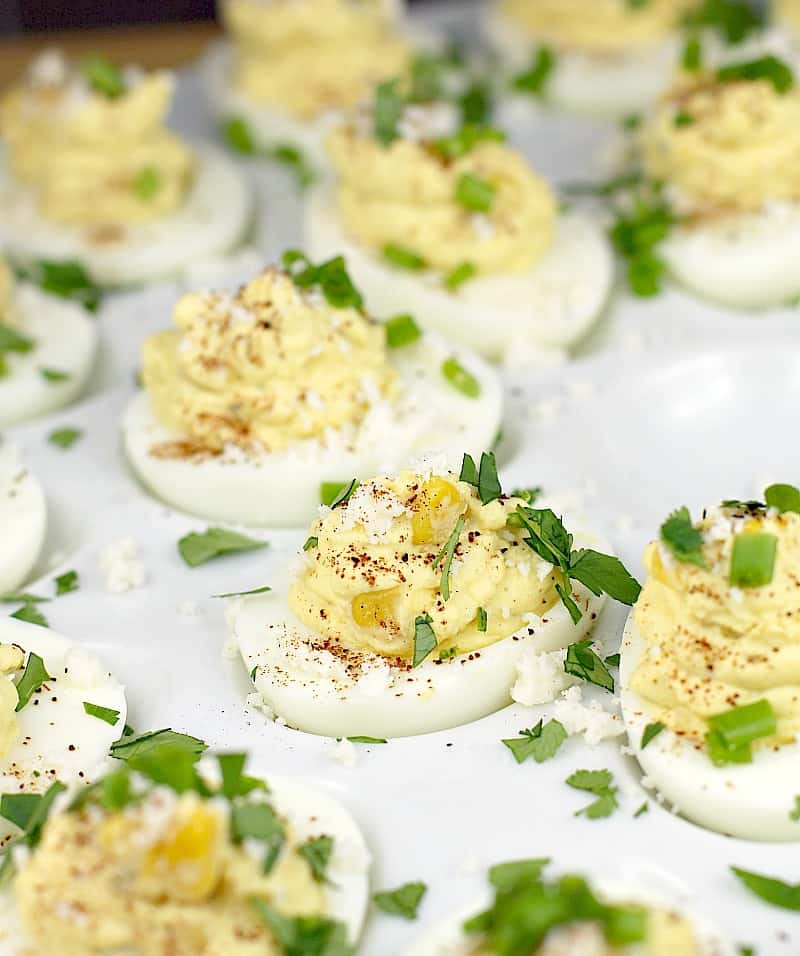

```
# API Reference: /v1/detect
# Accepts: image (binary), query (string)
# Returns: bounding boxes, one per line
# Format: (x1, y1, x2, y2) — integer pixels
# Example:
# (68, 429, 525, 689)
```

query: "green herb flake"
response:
(325, 478, 358, 510)
(39, 367, 70, 384)
(790, 796, 800, 822)
(442, 357, 480, 398)
(641, 721, 665, 749)
(82, 702, 121, 726)
(385, 313, 422, 348)
(269, 143, 316, 190)
(0, 322, 34, 355)
(764, 483, 800, 514)
(231, 801, 285, 873)
(347, 736, 387, 744)
(177, 527, 267, 568)
(502, 719, 568, 764)
(660, 506, 706, 567)
(383, 243, 427, 271)
(54, 570, 79, 596)
(674, 111, 695, 127)
(373, 881, 427, 920)
(212, 585, 272, 599)
(729, 533, 777, 588)
(132, 166, 161, 200)
(221, 116, 257, 155)
(476, 606, 488, 632)
(412, 613, 437, 668)
(0, 592, 49, 604)
(283, 250, 364, 311)
(682, 0, 764, 44)
(488, 858, 550, 892)
(682, 34, 703, 71)
(634, 801, 649, 818)
(513, 46, 555, 97)
(373, 79, 404, 146)
(217, 753, 268, 799)
(455, 172, 495, 213)
(717, 55, 794, 94)
(564, 640, 614, 692)
(434, 517, 465, 601)
(252, 900, 354, 956)
(10, 603, 48, 628)
(110, 728, 207, 762)
(15, 652, 52, 711)
(298, 834, 334, 883)
(444, 261, 477, 291)
(706, 698, 776, 767)
(566, 768, 619, 819)
(23, 259, 102, 311)
(604, 653, 620, 667)
(431, 125, 506, 161)
(48, 427, 82, 450)
(731, 867, 800, 911)
(0, 780, 65, 848)
(303, 536, 319, 552)
(82, 55, 126, 98)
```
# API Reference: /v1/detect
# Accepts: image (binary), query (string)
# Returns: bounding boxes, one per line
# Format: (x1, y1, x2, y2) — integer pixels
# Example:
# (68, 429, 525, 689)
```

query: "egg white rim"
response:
(0, 442, 46, 595)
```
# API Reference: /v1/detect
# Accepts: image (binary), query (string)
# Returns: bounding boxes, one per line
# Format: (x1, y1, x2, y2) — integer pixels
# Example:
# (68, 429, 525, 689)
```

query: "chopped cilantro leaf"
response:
(221, 116, 258, 155)
(731, 867, 800, 911)
(385, 313, 422, 348)
(488, 858, 550, 892)
(253, 900, 354, 956)
(178, 527, 267, 567)
(502, 719, 567, 764)
(48, 427, 82, 449)
(641, 721, 665, 749)
(431, 124, 505, 161)
(0, 322, 34, 355)
(442, 357, 481, 397)
(0, 781, 65, 848)
(564, 640, 614, 692)
(765, 483, 800, 514)
(444, 261, 477, 291)
(434, 517, 464, 601)
(660, 506, 706, 567)
(298, 834, 334, 883)
(40, 367, 70, 383)
(283, 251, 364, 310)
(383, 243, 427, 271)
(566, 768, 619, 819)
(455, 172, 495, 213)
(82, 55, 126, 98)
(10, 603, 48, 629)
(373, 881, 427, 919)
(132, 166, 161, 200)
(412, 613, 437, 667)
(82, 702, 121, 725)
(110, 728, 207, 761)
(218, 753, 268, 799)
(717, 55, 794, 94)
(15, 652, 52, 711)
(21, 259, 102, 311)
(374, 79, 404, 146)
(512, 46, 555, 97)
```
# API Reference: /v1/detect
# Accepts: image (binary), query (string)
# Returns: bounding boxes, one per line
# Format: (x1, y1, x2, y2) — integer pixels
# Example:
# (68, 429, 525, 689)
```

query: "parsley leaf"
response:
(731, 867, 800, 911)
(132, 166, 161, 200)
(298, 834, 334, 883)
(283, 251, 364, 310)
(0, 323, 34, 355)
(502, 719, 568, 764)
(374, 79, 404, 146)
(21, 259, 102, 312)
(217, 753, 268, 799)
(413, 613, 437, 667)
(488, 858, 550, 892)
(383, 244, 427, 271)
(253, 901, 354, 955)
(221, 116, 258, 154)
(14, 652, 52, 710)
(54, 570, 79, 595)
(431, 125, 505, 161)
(269, 142, 316, 190)
(459, 451, 502, 504)
(0, 780, 65, 848)
(765, 483, 800, 514)
(566, 768, 619, 819)
(641, 721, 665, 749)
(110, 728, 207, 761)
(373, 881, 427, 919)
(178, 527, 267, 567)
(682, 0, 764, 45)
(455, 172, 495, 213)
(347, 735, 387, 744)
(717, 55, 794, 94)
(660, 506, 706, 567)
(609, 190, 676, 297)
(10, 603, 48, 628)
(82, 702, 121, 726)
(568, 549, 641, 604)
(512, 46, 555, 96)
(564, 640, 614, 693)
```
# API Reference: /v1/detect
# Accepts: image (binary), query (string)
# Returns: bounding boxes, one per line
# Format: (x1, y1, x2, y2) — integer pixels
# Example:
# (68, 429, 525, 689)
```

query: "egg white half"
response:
(0, 442, 46, 595)
(0, 769, 370, 955)
(402, 873, 734, 956)
(0, 145, 251, 287)
(485, 3, 680, 118)
(661, 202, 800, 309)
(620, 611, 800, 842)
(0, 617, 127, 850)
(0, 283, 97, 428)
(305, 189, 612, 359)
(232, 542, 605, 740)
(121, 329, 502, 527)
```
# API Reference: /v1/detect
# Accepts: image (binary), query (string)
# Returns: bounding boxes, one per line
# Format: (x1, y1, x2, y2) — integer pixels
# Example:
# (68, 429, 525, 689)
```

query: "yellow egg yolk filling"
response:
(0, 644, 23, 760)
(641, 71, 800, 214)
(0, 58, 193, 228)
(498, 0, 691, 55)
(14, 790, 326, 956)
(327, 129, 557, 276)
(289, 471, 563, 661)
(0, 259, 15, 327)
(776, 0, 800, 34)
(222, 0, 410, 120)
(630, 509, 800, 748)
(141, 267, 396, 454)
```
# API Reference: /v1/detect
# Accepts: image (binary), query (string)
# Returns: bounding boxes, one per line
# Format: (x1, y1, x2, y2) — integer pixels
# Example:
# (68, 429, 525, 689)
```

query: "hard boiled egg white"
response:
(122, 329, 502, 527)
(0, 442, 45, 595)
(402, 872, 734, 956)
(0, 617, 127, 850)
(305, 189, 613, 360)
(620, 610, 800, 842)
(485, 3, 680, 118)
(660, 203, 800, 309)
(232, 529, 606, 739)
(0, 283, 97, 427)
(0, 146, 250, 287)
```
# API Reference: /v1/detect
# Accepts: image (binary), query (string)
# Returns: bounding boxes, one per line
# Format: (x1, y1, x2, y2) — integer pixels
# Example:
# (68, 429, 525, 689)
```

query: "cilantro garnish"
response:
(502, 719, 567, 764)
(347, 736, 387, 744)
(0, 323, 34, 357)
(232, 800, 285, 872)
(641, 721, 665, 749)
(40, 368, 70, 383)
(717, 55, 794, 94)
(253, 901, 354, 956)
(221, 116, 257, 154)
(455, 172, 495, 213)
(270, 143, 316, 190)
(512, 46, 555, 97)
(132, 166, 161, 200)
(283, 250, 364, 309)
(683, 34, 703, 71)
(765, 483, 800, 514)
(298, 834, 334, 884)
(48, 427, 82, 449)
(412, 613, 437, 667)
(488, 858, 550, 892)
(14, 651, 51, 711)
(434, 517, 464, 601)
(682, 0, 765, 45)
(634, 802, 649, 818)
(609, 188, 677, 297)
(82, 55, 126, 98)
(217, 752, 268, 799)
(604, 652, 620, 667)
(431, 124, 505, 161)
(660, 506, 706, 567)
(373, 881, 427, 919)
(221, 118, 315, 189)
(383, 243, 427, 271)
(19, 259, 102, 311)
(177, 527, 267, 567)
(374, 79, 404, 146)
(476, 606, 488, 631)
(444, 261, 477, 291)
(459, 451, 501, 505)
(731, 867, 800, 911)
(384, 313, 422, 348)
(82, 702, 121, 726)
(566, 768, 619, 819)
(459, 81, 492, 126)
(407, 53, 448, 103)
(212, 585, 272, 598)
(110, 727, 207, 761)
(564, 640, 614, 692)
(0, 780, 65, 848)
(10, 603, 48, 628)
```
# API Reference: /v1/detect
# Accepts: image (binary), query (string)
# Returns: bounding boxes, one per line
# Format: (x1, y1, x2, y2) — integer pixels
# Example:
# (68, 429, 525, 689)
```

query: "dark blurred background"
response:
(0, 0, 427, 34)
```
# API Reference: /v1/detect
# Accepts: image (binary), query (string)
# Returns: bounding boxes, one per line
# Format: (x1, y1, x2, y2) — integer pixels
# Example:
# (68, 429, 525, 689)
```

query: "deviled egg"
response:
(621, 489, 800, 841)
(207, 0, 413, 170)
(123, 256, 502, 526)
(404, 859, 732, 956)
(0, 51, 249, 287)
(0, 257, 97, 426)
(232, 458, 640, 737)
(306, 94, 613, 360)
(0, 442, 46, 595)
(0, 616, 127, 852)
(0, 745, 370, 955)
(630, 53, 800, 307)
(486, 0, 693, 118)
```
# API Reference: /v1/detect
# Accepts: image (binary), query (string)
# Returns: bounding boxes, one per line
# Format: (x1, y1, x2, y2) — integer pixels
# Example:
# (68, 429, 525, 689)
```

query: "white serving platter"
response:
(3, 2, 800, 954)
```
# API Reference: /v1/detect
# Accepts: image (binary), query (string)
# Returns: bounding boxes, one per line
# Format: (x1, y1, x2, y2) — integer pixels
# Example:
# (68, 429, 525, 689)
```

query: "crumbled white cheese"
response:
(245, 691, 274, 720)
(511, 647, 576, 706)
(729, 586, 744, 604)
(99, 538, 145, 593)
(339, 481, 408, 540)
(329, 737, 358, 769)
(552, 685, 624, 745)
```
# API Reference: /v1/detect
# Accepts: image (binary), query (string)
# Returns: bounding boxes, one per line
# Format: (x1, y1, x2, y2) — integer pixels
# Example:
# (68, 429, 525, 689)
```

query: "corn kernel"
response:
(410, 478, 464, 544)
(352, 586, 401, 630)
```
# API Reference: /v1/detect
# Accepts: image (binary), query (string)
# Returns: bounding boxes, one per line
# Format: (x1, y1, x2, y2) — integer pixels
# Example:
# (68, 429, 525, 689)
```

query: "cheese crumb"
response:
(511, 647, 576, 706)
(552, 685, 624, 745)
(99, 538, 145, 593)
